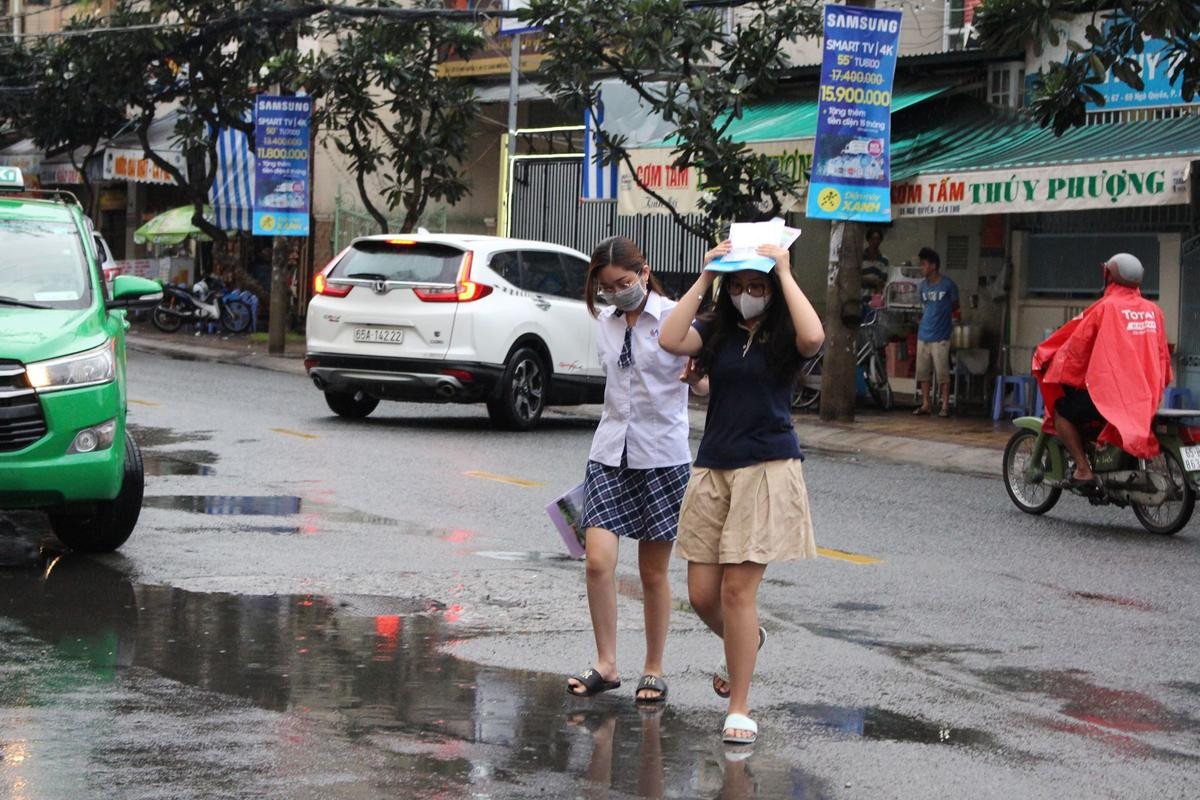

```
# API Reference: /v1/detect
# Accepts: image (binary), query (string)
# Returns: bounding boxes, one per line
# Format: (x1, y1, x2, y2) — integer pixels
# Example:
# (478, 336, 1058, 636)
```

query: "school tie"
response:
(618, 325, 634, 369)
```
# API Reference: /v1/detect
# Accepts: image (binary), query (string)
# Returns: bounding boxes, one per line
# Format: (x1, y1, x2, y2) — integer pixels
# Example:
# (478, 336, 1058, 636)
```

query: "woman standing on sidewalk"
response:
(566, 235, 703, 704)
(659, 240, 824, 744)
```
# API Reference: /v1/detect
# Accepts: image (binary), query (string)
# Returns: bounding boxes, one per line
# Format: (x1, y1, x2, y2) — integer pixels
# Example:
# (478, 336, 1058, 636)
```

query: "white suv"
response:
(305, 234, 604, 430)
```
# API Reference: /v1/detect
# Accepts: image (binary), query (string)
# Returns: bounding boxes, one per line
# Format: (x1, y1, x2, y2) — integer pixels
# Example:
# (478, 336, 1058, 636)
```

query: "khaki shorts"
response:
(915, 339, 951, 385)
(676, 459, 817, 564)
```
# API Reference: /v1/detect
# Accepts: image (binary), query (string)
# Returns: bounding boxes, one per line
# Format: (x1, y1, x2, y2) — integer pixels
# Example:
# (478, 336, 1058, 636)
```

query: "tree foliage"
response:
(299, 0, 484, 233)
(526, 0, 822, 242)
(976, 0, 1200, 134)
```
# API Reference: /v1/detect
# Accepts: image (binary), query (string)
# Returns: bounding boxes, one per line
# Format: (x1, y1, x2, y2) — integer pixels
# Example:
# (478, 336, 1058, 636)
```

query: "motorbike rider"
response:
(1033, 253, 1172, 490)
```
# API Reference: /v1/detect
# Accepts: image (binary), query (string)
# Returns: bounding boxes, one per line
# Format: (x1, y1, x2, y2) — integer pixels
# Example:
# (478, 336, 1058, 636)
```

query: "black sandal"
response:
(566, 668, 621, 697)
(634, 674, 668, 704)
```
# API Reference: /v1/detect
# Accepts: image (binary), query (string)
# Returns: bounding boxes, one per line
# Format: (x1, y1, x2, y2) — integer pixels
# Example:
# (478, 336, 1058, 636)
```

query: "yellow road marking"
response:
(129, 399, 160, 407)
(464, 470, 544, 488)
(270, 427, 320, 440)
(817, 547, 882, 565)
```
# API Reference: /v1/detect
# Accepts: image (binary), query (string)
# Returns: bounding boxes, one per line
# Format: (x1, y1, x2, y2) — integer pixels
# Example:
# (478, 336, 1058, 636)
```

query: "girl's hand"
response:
(679, 358, 704, 386)
(704, 240, 732, 264)
(755, 244, 790, 273)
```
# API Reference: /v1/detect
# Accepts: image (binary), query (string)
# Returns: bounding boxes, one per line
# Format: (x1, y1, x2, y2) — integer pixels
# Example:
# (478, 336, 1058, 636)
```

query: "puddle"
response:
(977, 667, 1198, 735)
(0, 554, 831, 798)
(143, 495, 304, 515)
(142, 453, 215, 476)
(783, 703, 998, 748)
(127, 424, 213, 449)
(1068, 591, 1153, 611)
(832, 602, 886, 612)
(472, 550, 574, 562)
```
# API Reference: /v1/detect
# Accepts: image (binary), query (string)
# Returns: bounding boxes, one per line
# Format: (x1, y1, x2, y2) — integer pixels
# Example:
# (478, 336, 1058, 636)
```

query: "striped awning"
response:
(208, 125, 254, 231)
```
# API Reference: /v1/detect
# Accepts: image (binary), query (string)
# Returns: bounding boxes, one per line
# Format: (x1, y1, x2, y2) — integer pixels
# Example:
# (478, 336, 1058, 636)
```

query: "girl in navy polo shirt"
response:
(566, 236, 703, 705)
(660, 240, 824, 745)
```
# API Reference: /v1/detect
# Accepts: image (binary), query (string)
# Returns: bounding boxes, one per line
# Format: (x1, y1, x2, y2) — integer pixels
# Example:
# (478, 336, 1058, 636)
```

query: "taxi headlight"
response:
(26, 341, 115, 392)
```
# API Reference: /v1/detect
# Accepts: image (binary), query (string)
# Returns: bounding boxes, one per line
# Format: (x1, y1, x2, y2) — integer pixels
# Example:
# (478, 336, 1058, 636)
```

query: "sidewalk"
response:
(126, 325, 1011, 479)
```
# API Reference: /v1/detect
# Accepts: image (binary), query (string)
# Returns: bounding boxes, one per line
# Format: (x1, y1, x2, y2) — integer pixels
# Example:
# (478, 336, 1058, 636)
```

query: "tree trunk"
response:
(268, 237, 289, 355)
(819, 220, 863, 422)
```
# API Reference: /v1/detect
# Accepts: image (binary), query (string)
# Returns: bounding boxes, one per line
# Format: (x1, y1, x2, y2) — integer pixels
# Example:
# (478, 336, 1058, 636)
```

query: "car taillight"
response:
(413, 251, 493, 303)
(1181, 426, 1200, 445)
(314, 272, 352, 297)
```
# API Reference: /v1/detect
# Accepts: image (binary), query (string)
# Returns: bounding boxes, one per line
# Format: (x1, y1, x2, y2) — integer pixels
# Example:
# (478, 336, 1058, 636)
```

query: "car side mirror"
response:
(106, 275, 163, 311)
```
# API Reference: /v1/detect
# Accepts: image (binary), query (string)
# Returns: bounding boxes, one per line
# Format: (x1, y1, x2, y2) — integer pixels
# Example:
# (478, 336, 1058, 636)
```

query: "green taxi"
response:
(0, 167, 163, 552)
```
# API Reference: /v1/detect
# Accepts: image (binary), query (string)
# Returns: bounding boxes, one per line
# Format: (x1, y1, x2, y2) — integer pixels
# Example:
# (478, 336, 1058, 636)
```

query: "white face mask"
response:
(603, 279, 646, 311)
(734, 292, 770, 320)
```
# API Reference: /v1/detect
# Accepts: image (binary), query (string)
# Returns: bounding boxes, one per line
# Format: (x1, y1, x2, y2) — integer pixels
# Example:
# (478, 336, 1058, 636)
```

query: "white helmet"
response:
(1105, 253, 1144, 286)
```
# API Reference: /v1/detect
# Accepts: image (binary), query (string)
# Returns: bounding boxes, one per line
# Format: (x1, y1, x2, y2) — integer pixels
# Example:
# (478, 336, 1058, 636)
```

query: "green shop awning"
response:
(889, 104, 1200, 217)
(648, 84, 951, 147)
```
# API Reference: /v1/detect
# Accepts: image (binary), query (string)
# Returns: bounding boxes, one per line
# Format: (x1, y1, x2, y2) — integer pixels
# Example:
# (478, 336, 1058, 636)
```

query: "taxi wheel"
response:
(48, 431, 144, 553)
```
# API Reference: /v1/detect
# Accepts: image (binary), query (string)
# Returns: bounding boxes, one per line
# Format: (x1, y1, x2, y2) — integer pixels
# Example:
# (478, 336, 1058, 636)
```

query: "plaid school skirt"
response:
(580, 457, 691, 543)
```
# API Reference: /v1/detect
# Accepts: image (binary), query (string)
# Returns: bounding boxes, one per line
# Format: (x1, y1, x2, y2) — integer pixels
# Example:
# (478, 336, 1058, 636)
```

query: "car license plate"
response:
(1181, 445, 1200, 472)
(354, 327, 404, 344)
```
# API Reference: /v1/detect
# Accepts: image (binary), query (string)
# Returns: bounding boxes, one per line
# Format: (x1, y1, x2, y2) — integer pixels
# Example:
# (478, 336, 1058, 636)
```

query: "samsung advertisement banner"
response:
(253, 95, 312, 237)
(805, 5, 902, 223)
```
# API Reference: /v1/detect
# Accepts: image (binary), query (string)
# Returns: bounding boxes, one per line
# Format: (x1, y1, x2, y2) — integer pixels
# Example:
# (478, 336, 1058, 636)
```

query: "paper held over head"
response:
(707, 218, 802, 272)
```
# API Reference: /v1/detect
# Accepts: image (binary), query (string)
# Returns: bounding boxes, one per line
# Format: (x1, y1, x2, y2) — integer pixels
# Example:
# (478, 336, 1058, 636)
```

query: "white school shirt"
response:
(588, 291, 692, 468)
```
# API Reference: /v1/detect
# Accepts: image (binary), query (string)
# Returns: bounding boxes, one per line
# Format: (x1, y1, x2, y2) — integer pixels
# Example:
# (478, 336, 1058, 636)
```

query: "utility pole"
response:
(818, 0, 873, 423)
(10, 0, 23, 41)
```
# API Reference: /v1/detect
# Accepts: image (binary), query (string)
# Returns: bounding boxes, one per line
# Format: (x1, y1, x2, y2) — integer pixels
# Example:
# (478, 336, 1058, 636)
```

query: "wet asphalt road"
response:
(2, 349, 1199, 799)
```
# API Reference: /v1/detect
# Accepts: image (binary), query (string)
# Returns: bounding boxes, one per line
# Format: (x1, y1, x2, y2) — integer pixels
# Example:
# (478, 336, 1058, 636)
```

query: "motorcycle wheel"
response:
(865, 353, 893, 410)
(1132, 450, 1195, 535)
(1003, 428, 1061, 515)
(151, 299, 184, 333)
(220, 300, 252, 334)
(791, 356, 822, 411)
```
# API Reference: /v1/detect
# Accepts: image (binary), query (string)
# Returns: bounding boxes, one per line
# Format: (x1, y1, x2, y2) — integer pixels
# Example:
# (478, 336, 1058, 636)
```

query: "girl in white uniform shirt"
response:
(566, 236, 704, 704)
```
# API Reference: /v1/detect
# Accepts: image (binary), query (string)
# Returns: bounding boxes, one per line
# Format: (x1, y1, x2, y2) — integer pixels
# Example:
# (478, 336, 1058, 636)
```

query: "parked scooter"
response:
(1002, 409, 1200, 534)
(151, 276, 251, 334)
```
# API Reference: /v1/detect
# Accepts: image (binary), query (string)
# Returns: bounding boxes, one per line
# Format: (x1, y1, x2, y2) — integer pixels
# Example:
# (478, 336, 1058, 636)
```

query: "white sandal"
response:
(722, 712, 758, 745)
(713, 626, 767, 698)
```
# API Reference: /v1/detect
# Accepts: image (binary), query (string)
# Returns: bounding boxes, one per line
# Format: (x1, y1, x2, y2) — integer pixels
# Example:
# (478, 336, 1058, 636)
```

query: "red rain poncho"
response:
(1032, 283, 1172, 458)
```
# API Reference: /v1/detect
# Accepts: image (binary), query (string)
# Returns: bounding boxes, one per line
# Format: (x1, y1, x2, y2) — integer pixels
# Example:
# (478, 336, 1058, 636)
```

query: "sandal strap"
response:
(723, 713, 758, 735)
(637, 674, 666, 692)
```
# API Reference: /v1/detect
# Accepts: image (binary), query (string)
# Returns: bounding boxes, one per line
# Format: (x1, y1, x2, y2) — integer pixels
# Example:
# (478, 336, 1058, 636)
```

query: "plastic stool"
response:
(1162, 386, 1195, 409)
(992, 375, 1036, 420)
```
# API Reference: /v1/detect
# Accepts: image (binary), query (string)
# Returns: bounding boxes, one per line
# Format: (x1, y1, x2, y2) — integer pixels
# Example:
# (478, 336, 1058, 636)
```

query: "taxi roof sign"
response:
(0, 166, 25, 190)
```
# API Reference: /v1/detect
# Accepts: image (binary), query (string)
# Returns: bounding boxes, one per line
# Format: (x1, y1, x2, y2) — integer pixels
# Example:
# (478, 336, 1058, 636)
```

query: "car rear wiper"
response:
(344, 272, 389, 281)
(0, 295, 51, 309)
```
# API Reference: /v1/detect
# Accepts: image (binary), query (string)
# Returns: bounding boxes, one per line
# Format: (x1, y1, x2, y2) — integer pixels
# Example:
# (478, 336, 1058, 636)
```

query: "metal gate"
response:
(1177, 234, 1200, 396)
(508, 156, 709, 297)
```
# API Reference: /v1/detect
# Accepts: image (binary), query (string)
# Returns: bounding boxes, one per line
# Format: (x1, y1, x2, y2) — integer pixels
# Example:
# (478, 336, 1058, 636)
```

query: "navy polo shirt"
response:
(694, 322, 804, 470)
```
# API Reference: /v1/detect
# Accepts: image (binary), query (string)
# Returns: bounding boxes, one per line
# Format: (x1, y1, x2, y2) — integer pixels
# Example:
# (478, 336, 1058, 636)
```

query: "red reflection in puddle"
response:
(1037, 670, 1178, 734)
(1069, 591, 1153, 611)
(373, 615, 402, 660)
(440, 529, 476, 543)
(443, 604, 463, 623)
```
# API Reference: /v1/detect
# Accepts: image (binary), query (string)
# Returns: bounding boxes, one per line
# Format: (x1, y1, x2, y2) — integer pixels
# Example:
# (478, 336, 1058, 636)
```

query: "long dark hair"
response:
(584, 236, 666, 318)
(696, 270, 802, 385)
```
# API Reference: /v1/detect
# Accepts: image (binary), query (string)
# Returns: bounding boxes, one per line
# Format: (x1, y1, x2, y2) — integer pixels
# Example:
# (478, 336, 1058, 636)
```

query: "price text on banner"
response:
(253, 95, 312, 237)
(805, 5, 902, 223)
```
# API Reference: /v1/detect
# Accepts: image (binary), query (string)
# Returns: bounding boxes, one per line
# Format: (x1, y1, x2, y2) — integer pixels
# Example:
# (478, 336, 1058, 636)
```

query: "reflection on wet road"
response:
(0, 550, 837, 799)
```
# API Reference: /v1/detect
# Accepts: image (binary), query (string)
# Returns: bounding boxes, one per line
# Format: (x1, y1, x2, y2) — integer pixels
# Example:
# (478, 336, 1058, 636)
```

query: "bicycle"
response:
(792, 309, 894, 411)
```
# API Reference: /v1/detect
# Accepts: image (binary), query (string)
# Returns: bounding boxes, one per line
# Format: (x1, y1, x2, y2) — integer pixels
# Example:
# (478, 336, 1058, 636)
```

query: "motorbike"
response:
(792, 307, 893, 411)
(151, 276, 252, 334)
(1002, 409, 1200, 534)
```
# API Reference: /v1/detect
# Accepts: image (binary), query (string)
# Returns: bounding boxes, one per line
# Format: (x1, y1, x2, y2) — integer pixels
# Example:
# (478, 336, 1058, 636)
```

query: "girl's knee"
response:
(585, 557, 615, 583)
(720, 578, 757, 609)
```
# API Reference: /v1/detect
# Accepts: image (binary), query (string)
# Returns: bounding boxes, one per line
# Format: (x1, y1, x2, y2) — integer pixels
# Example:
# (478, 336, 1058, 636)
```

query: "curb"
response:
(128, 336, 1001, 479)
(126, 336, 308, 377)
